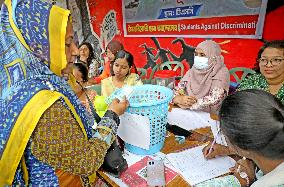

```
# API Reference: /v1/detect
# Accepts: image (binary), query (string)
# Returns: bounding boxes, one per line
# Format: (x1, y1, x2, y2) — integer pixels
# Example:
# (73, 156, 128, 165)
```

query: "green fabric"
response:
(237, 73, 284, 104)
(195, 175, 241, 187)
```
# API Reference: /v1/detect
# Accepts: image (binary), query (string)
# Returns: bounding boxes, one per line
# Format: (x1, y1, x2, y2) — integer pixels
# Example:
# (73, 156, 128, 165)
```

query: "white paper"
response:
(118, 112, 150, 149)
(166, 145, 236, 186)
(210, 121, 228, 146)
(116, 86, 134, 100)
(167, 108, 215, 131)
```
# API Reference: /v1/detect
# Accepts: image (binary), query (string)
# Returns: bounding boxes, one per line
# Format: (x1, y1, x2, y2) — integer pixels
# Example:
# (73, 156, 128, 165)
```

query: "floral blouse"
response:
(237, 73, 284, 104)
(174, 81, 227, 112)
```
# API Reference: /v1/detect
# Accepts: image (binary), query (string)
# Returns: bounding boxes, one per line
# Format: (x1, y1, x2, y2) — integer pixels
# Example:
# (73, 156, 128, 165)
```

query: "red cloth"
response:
(263, 6, 284, 40)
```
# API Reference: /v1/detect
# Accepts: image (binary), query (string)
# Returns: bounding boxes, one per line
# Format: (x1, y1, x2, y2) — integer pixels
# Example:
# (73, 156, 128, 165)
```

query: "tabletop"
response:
(97, 127, 214, 187)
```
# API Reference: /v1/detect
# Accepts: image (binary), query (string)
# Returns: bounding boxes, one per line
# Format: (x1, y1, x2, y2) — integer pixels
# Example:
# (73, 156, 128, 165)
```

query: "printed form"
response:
(166, 145, 236, 185)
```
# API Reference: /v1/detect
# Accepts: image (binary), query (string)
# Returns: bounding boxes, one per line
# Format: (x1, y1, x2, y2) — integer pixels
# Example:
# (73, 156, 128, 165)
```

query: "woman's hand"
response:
(202, 143, 233, 159)
(173, 95, 197, 108)
(108, 96, 129, 116)
(230, 158, 256, 187)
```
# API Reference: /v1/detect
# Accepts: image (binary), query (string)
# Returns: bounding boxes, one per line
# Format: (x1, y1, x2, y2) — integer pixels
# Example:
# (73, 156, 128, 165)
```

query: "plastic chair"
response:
(159, 61, 184, 78)
(229, 67, 255, 94)
(141, 64, 160, 84)
(229, 67, 255, 84)
(137, 68, 147, 78)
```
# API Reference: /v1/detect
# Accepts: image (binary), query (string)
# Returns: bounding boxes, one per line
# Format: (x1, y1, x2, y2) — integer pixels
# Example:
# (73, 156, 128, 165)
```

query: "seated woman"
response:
(72, 63, 97, 113)
(200, 89, 284, 187)
(78, 42, 101, 78)
(172, 40, 230, 113)
(238, 40, 284, 103)
(101, 50, 143, 97)
(91, 40, 124, 84)
(203, 40, 284, 161)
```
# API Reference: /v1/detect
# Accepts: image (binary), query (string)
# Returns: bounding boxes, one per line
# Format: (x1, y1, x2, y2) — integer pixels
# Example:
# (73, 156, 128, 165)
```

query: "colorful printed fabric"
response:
(237, 73, 284, 104)
(31, 100, 114, 176)
(174, 81, 227, 112)
(0, 0, 103, 185)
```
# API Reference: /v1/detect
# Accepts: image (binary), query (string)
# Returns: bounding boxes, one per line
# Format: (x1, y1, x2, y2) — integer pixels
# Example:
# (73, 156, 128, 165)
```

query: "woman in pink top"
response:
(172, 40, 230, 113)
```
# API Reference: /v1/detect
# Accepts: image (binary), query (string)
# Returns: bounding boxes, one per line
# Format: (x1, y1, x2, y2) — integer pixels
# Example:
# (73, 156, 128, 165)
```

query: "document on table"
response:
(166, 145, 236, 186)
(167, 108, 216, 131)
(118, 112, 150, 149)
(210, 121, 228, 146)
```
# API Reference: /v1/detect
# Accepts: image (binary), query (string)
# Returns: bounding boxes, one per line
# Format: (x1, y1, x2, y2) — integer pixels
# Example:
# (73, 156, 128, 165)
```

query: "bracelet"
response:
(237, 157, 250, 187)
(239, 171, 250, 187)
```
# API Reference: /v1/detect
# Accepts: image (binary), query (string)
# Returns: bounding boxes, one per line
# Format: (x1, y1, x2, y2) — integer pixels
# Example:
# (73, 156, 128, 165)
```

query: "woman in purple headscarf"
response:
(172, 40, 230, 113)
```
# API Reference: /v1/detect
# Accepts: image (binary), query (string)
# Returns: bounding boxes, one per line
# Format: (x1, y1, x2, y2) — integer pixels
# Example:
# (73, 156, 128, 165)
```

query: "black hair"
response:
(219, 89, 284, 159)
(110, 50, 138, 76)
(78, 42, 95, 68)
(254, 40, 284, 73)
(73, 63, 88, 82)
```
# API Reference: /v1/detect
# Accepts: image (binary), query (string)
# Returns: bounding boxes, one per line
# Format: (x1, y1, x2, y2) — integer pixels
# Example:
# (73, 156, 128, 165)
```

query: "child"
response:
(72, 62, 97, 113)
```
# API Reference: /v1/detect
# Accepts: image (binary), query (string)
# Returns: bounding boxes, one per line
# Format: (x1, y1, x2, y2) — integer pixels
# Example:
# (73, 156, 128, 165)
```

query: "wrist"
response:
(104, 110, 120, 125)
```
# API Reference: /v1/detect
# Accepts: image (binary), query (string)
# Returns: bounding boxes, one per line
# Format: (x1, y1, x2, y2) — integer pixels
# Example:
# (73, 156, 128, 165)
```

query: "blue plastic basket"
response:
(106, 85, 173, 155)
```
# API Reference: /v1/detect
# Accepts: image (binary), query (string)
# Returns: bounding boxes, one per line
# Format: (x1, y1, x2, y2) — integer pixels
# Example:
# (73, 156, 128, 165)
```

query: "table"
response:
(97, 127, 214, 187)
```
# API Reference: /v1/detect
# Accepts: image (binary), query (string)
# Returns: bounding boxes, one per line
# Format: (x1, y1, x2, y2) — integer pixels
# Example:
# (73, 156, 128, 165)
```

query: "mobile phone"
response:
(147, 160, 166, 187)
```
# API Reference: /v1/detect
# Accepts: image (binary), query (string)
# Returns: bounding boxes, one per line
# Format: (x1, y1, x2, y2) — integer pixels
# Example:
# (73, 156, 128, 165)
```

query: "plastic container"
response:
(153, 70, 178, 89)
(106, 85, 173, 155)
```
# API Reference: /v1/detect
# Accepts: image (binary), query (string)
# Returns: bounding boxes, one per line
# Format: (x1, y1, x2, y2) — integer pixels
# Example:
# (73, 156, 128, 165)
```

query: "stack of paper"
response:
(166, 145, 236, 185)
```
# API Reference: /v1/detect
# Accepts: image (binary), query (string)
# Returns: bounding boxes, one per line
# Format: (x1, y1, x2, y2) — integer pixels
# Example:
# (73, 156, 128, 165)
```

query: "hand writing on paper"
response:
(173, 95, 197, 108)
(108, 96, 129, 116)
(202, 143, 233, 159)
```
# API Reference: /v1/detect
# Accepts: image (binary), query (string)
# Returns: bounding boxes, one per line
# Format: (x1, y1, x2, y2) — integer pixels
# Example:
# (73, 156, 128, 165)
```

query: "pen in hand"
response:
(206, 138, 216, 157)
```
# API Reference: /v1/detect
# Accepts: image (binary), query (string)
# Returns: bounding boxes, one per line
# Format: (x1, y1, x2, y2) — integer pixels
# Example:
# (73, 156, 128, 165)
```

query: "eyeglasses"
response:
(258, 57, 284, 66)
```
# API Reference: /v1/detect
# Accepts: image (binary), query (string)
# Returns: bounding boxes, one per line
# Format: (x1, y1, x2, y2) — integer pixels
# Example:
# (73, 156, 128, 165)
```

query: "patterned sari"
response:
(0, 0, 100, 185)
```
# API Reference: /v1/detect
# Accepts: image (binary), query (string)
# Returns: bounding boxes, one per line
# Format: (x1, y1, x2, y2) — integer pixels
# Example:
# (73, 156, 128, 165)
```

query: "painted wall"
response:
(86, 0, 283, 74)
(52, 0, 284, 77)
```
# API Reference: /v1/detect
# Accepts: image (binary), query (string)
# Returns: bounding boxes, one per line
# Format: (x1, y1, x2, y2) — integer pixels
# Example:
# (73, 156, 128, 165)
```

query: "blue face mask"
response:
(193, 56, 209, 70)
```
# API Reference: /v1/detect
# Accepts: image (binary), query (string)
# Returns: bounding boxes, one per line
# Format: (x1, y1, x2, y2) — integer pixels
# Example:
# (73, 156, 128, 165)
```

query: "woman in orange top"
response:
(92, 40, 124, 84)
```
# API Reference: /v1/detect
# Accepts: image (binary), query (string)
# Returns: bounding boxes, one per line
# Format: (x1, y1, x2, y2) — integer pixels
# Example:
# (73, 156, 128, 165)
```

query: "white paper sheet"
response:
(166, 145, 236, 186)
(167, 108, 215, 131)
(118, 112, 150, 149)
(210, 121, 228, 146)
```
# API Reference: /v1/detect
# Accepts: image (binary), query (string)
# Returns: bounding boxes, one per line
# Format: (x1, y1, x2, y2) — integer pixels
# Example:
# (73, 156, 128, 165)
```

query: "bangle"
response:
(239, 171, 250, 187)
(237, 157, 250, 187)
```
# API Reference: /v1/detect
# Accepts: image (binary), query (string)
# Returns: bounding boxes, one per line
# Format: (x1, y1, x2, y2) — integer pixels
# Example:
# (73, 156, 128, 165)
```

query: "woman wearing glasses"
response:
(237, 40, 284, 103)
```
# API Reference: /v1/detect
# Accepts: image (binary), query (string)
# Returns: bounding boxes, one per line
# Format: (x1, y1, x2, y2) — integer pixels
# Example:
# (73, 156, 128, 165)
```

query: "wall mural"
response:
(51, 0, 283, 78)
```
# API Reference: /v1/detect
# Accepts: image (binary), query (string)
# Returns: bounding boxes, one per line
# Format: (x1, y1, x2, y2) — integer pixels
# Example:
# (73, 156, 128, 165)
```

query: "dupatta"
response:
(0, 0, 93, 185)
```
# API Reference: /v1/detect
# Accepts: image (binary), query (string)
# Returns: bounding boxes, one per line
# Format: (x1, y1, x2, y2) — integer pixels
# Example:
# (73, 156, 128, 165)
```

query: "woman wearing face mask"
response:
(172, 40, 230, 113)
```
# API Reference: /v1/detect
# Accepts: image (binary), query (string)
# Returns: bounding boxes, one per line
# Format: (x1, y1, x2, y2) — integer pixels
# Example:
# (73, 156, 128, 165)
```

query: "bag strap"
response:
(84, 89, 101, 123)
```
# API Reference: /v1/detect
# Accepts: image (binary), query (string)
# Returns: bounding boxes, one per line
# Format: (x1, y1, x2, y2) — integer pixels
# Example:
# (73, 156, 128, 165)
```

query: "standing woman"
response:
(78, 42, 101, 78)
(101, 50, 142, 97)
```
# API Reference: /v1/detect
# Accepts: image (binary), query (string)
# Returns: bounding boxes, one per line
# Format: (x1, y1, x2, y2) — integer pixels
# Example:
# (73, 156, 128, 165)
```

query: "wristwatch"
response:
(239, 171, 250, 187)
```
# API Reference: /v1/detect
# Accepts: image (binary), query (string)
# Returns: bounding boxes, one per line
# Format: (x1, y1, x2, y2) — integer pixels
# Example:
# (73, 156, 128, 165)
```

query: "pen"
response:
(207, 124, 222, 155)
(207, 138, 216, 155)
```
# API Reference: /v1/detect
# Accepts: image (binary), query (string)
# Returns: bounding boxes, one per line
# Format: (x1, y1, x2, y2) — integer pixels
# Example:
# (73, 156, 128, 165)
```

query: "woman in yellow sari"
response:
(0, 0, 128, 186)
